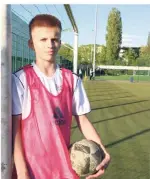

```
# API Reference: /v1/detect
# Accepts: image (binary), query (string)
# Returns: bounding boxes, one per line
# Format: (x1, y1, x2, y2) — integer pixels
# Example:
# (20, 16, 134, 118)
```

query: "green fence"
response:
(94, 69, 150, 82)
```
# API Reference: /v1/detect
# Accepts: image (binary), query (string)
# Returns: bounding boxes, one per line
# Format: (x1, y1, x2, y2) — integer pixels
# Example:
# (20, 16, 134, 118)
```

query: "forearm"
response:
(13, 116, 28, 176)
(75, 115, 107, 153)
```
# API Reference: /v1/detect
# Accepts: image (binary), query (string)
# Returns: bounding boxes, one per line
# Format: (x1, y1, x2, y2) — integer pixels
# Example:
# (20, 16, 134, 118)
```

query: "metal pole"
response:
(91, 46, 93, 64)
(22, 37, 24, 67)
(93, 4, 98, 79)
(1, 4, 12, 179)
(14, 34, 17, 71)
(148, 58, 150, 76)
(63, 5, 78, 74)
(138, 59, 139, 82)
(138, 66, 139, 82)
(73, 32, 78, 73)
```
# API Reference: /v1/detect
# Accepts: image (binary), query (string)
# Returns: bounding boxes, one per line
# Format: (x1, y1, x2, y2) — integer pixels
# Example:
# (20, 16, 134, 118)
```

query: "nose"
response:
(47, 40, 54, 48)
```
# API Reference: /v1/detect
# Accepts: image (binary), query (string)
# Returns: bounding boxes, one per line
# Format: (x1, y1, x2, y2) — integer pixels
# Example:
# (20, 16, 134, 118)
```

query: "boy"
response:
(90, 68, 93, 80)
(79, 68, 83, 79)
(12, 14, 110, 179)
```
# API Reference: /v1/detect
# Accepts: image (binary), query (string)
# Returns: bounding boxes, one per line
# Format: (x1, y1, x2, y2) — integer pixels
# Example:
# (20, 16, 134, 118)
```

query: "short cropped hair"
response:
(29, 14, 62, 38)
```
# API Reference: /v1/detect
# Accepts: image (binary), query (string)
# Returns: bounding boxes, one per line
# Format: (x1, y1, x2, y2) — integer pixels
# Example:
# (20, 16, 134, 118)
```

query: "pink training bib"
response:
(12, 65, 79, 179)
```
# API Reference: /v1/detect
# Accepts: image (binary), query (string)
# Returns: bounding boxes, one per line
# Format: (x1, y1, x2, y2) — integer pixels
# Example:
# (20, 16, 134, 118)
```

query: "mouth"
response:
(47, 51, 55, 55)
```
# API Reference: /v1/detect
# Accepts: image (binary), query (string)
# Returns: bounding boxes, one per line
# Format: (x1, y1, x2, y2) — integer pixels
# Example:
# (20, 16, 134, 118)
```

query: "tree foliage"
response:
(105, 8, 122, 64)
(136, 46, 150, 66)
(96, 45, 107, 65)
(78, 44, 101, 65)
(123, 48, 138, 65)
(58, 44, 73, 61)
(78, 45, 92, 65)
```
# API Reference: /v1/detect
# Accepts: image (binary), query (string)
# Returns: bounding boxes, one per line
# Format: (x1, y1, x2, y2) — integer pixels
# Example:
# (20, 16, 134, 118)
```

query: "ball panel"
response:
(69, 139, 104, 177)
(74, 143, 90, 154)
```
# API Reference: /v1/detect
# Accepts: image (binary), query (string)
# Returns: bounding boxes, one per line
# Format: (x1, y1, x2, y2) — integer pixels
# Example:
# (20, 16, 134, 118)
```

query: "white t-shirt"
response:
(12, 62, 91, 119)
(79, 69, 82, 75)
(90, 69, 93, 75)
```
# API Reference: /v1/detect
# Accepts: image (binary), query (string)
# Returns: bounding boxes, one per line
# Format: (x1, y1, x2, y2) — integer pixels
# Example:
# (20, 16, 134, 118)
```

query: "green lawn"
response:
(95, 75, 150, 82)
(71, 81, 150, 179)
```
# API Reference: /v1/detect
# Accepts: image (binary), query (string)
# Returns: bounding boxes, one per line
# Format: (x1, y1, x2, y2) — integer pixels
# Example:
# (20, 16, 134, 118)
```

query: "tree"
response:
(137, 45, 150, 66)
(96, 45, 106, 64)
(123, 48, 138, 65)
(140, 46, 150, 57)
(105, 8, 122, 64)
(78, 44, 94, 65)
(58, 44, 73, 61)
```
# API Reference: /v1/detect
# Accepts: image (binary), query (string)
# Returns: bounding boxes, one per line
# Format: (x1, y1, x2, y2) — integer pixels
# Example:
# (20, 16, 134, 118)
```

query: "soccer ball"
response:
(69, 139, 105, 177)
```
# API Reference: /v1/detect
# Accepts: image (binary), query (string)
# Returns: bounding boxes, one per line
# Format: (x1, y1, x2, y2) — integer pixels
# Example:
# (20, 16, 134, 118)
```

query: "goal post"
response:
(1, 4, 12, 179)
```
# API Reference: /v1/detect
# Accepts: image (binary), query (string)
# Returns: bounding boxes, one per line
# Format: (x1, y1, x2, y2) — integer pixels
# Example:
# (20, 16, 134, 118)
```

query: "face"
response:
(29, 26, 61, 62)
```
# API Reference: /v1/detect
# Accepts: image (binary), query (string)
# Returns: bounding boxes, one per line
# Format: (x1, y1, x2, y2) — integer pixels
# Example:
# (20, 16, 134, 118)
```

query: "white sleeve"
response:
(12, 74, 24, 115)
(72, 75, 91, 116)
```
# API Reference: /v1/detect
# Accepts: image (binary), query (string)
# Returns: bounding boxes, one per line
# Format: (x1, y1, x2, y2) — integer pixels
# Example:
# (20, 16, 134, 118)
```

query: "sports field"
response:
(71, 80, 150, 179)
(95, 75, 150, 82)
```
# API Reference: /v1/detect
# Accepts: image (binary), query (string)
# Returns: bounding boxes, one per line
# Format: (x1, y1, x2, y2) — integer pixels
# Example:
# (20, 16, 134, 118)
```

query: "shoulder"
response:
(61, 67, 73, 74)
(13, 64, 33, 77)
(72, 72, 80, 84)
(12, 65, 31, 88)
(61, 68, 80, 82)
(60, 68, 79, 79)
(60, 68, 81, 92)
(12, 68, 25, 86)
(72, 72, 79, 78)
(72, 72, 82, 93)
(13, 68, 24, 78)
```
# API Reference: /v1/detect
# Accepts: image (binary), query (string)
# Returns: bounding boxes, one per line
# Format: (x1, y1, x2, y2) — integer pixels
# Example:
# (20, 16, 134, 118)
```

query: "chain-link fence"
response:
(12, 32, 35, 72)
(94, 68, 150, 82)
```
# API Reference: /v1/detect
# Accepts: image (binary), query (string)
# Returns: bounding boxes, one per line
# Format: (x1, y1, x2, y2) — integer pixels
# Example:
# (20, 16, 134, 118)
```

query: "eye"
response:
(41, 38, 47, 41)
(52, 38, 59, 43)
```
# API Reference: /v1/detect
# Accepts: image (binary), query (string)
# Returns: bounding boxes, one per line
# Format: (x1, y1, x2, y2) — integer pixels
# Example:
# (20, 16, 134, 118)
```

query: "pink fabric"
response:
(13, 65, 79, 179)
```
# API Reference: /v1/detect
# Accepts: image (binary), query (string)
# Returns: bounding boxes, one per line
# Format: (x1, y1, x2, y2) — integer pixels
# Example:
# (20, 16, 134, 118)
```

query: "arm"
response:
(72, 76, 109, 155)
(12, 73, 30, 178)
(12, 115, 30, 178)
(75, 114, 108, 155)
(72, 76, 110, 178)
(75, 114, 111, 179)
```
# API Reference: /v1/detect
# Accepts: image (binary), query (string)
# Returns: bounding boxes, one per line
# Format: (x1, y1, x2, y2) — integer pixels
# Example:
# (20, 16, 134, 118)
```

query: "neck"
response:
(35, 59, 57, 77)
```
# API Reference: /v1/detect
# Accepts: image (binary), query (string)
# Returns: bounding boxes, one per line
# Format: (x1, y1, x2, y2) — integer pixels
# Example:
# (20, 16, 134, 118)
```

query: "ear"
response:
(28, 39, 34, 50)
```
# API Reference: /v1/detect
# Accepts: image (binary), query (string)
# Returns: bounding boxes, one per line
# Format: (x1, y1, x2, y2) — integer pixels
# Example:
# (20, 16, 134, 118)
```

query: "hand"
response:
(86, 152, 111, 179)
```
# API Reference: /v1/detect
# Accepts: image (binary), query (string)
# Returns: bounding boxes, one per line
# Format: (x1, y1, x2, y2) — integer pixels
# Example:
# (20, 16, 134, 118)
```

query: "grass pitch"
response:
(71, 80, 150, 179)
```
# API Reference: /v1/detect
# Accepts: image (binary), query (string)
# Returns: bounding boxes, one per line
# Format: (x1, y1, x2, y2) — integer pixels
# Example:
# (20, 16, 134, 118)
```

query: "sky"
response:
(11, 4, 150, 48)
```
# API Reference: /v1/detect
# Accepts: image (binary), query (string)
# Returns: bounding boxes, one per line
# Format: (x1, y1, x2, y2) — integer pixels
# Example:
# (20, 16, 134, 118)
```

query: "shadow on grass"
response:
(86, 87, 118, 92)
(91, 99, 150, 111)
(85, 86, 121, 91)
(71, 108, 150, 130)
(87, 89, 127, 97)
(92, 108, 150, 124)
(105, 128, 150, 148)
(89, 95, 134, 102)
